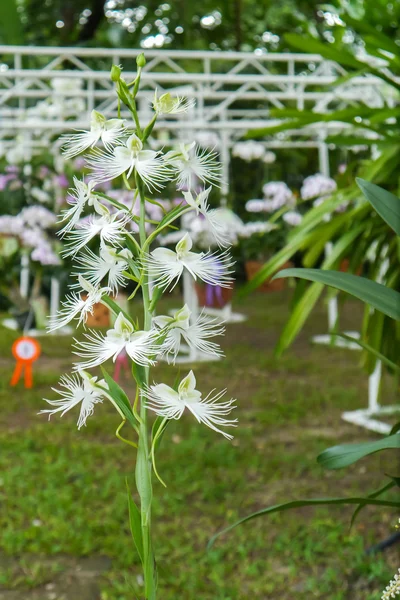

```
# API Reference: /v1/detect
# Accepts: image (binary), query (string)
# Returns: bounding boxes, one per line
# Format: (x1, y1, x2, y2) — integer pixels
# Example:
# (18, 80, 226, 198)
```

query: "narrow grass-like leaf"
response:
(317, 435, 400, 470)
(275, 227, 365, 355)
(208, 496, 400, 548)
(126, 478, 144, 565)
(274, 268, 400, 320)
(337, 333, 400, 373)
(350, 480, 396, 528)
(356, 178, 400, 236)
(101, 296, 133, 323)
(101, 367, 138, 430)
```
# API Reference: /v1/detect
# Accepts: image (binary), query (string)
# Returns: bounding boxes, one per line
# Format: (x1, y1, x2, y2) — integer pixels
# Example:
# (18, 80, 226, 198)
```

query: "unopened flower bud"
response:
(136, 53, 146, 68)
(110, 64, 122, 82)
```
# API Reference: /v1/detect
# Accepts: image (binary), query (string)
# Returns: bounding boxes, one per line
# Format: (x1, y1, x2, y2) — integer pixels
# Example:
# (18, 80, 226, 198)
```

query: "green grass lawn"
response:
(0, 289, 398, 599)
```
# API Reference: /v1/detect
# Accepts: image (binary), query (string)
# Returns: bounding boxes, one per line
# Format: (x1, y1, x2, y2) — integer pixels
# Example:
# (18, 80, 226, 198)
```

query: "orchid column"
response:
(40, 54, 237, 599)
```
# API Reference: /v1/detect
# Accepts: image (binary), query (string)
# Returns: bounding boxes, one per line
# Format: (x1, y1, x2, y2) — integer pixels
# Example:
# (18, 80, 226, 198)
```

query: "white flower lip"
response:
(73, 244, 132, 294)
(47, 277, 109, 332)
(153, 90, 195, 115)
(85, 133, 171, 192)
(165, 142, 221, 190)
(145, 233, 235, 290)
(39, 371, 107, 429)
(57, 178, 99, 236)
(153, 304, 225, 363)
(183, 187, 231, 248)
(73, 312, 160, 370)
(61, 110, 126, 159)
(143, 370, 237, 439)
(61, 212, 129, 258)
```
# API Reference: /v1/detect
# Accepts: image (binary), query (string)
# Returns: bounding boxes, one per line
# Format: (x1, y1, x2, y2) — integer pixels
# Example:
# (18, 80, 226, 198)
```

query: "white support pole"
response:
(49, 277, 60, 335)
(20, 254, 30, 299)
(368, 360, 382, 413)
(220, 127, 230, 208)
(318, 135, 338, 332)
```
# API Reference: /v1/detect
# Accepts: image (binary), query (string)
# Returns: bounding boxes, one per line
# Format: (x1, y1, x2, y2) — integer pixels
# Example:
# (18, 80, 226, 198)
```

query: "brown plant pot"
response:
(195, 283, 234, 308)
(339, 258, 362, 275)
(245, 260, 293, 292)
(81, 295, 111, 328)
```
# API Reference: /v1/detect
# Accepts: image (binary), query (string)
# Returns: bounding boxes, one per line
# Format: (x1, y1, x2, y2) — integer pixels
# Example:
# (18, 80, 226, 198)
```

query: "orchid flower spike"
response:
(74, 245, 132, 294)
(58, 177, 101, 235)
(40, 371, 107, 429)
(48, 276, 109, 332)
(165, 142, 221, 190)
(153, 304, 224, 363)
(183, 187, 231, 248)
(153, 90, 195, 115)
(73, 312, 159, 370)
(86, 133, 171, 191)
(143, 370, 237, 439)
(61, 110, 126, 159)
(145, 232, 234, 290)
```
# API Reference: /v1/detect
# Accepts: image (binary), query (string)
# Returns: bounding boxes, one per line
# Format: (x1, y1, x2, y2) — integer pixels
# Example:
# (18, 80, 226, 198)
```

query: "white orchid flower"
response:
(61, 110, 126, 159)
(86, 133, 171, 191)
(143, 370, 237, 439)
(73, 312, 159, 370)
(61, 210, 129, 258)
(165, 142, 220, 190)
(153, 91, 195, 115)
(153, 304, 224, 363)
(48, 276, 109, 332)
(40, 371, 107, 429)
(145, 232, 234, 290)
(183, 187, 230, 247)
(58, 178, 102, 235)
(74, 245, 132, 294)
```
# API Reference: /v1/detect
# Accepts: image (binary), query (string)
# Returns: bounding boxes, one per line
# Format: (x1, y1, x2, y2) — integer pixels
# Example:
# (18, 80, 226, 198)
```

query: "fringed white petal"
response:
(185, 388, 237, 440)
(74, 247, 128, 293)
(61, 214, 127, 258)
(61, 130, 100, 159)
(142, 376, 237, 439)
(47, 292, 87, 331)
(73, 330, 126, 369)
(145, 248, 184, 289)
(85, 147, 132, 184)
(170, 146, 221, 190)
(181, 250, 234, 287)
(134, 150, 171, 192)
(39, 372, 104, 429)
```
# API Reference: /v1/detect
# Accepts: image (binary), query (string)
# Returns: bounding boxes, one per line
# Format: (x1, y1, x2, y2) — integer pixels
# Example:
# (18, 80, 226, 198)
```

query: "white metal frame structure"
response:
(0, 46, 396, 427)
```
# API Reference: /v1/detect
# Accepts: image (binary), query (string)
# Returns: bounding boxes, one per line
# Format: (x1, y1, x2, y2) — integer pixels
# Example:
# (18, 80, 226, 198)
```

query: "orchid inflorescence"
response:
(40, 54, 237, 599)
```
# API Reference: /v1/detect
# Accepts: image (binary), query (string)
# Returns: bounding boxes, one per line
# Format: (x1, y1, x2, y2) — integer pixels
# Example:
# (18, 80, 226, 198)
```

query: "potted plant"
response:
(241, 181, 301, 291)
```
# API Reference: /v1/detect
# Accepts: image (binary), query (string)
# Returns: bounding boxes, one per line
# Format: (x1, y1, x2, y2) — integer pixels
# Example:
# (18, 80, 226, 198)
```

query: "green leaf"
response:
(274, 269, 400, 321)
(285, 34, 364, 70)
(151, 416, 169, 452)
(131, 362, 147, 388)
(356, 178, 400, 237)
(100, 367, 138, 430)
(350, 480, 396, 527)
(275, 226, 365, 355)
(101, 296, 133, 324)
(144, 203, 188, 251)
(337, 333, 400, 374)
(317, 434, 400, 470)
(0, 0, 23, 44)
(208, 495, 400, 548)
(149, 285, 163, 313)
(239, 195, 359, 296)
(126, 479, 144, 565)
(124, 234, 140, 258)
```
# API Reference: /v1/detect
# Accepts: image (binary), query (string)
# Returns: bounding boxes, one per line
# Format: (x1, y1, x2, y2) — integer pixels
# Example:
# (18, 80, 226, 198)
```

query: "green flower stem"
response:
(135, 173, 157, 599)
